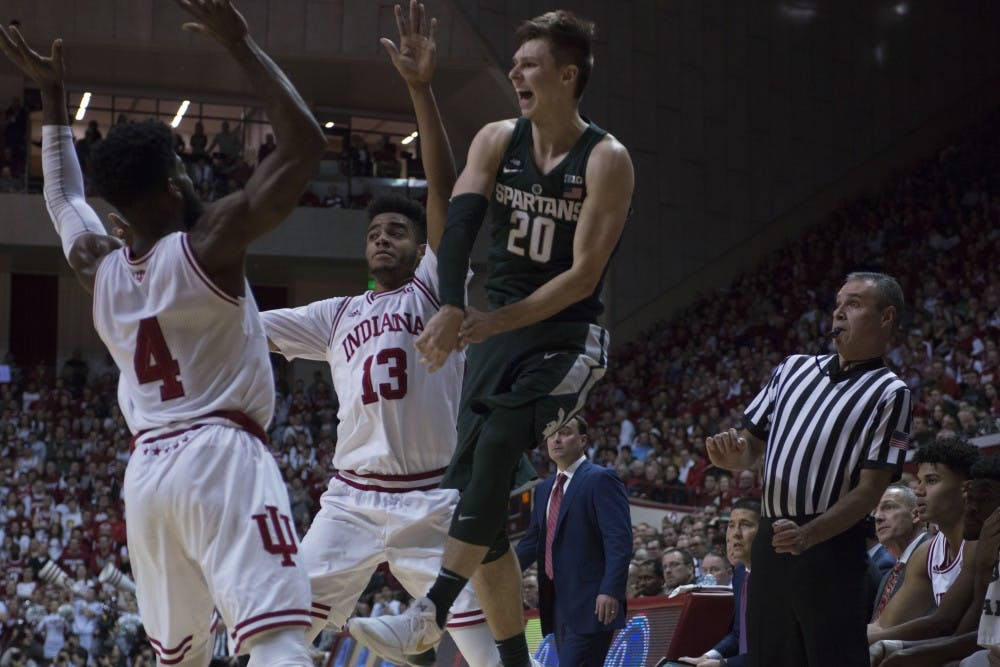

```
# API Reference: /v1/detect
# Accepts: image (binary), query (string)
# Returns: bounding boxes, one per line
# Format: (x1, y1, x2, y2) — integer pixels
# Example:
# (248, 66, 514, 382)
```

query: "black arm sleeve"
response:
(437, 193, 488, 308)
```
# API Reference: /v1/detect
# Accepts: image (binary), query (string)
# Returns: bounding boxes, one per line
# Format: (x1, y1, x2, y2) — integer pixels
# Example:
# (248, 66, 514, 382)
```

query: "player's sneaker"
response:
(348, 596, 443, 666)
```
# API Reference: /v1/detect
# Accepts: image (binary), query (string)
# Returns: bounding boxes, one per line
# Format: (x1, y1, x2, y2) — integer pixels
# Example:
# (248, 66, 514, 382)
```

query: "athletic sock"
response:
(495, 633, 530, 667)
(426, 567, 468, 629)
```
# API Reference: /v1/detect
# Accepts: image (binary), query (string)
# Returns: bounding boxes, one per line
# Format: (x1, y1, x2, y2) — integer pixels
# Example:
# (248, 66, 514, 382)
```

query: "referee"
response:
(707, 271, 912, 667)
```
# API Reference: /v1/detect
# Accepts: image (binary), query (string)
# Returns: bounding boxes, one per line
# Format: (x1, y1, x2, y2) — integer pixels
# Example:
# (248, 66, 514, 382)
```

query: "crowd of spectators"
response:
(2, 106, 999, 665)
(0, 360, 154, 666)
(2, 98, 427, 213)
(68, 116, 424, 212)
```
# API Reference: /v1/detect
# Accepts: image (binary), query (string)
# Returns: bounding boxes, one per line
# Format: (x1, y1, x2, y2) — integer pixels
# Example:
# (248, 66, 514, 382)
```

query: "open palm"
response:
(0, 25, 64, 87)
(175, 0, 249, 50)
(380, 0, 437, 86)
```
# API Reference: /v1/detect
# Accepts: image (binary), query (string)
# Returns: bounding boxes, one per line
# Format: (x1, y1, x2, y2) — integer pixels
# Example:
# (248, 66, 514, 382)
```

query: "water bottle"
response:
(698, 573, 716, 586)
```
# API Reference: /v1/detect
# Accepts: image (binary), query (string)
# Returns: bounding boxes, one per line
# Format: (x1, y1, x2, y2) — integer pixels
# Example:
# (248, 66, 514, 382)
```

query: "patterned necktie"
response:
(872, 560, 905, 622)
(544, 473, 568, 580)
(738, 571, 750, 655)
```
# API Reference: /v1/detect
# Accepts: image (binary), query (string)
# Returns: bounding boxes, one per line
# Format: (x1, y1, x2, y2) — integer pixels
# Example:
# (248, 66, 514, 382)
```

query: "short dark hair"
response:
(731, 497, 762, 517)
(663, 547, 694, 566)
(570, 414, 589, 435)
(702, 551, 732, 569)
(639, 558, 663, 578)
(914, 437, 980, 479)
(366, 193, 426, 242)
(970, 455, 1000, 483)
(845, 271, 904, 332)
(514, 10, 596, 98)
(90, 120, 177, 210)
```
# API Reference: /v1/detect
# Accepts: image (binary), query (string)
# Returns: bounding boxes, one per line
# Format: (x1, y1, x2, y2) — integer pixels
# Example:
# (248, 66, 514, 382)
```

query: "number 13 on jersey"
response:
(361, 347, 408, 404)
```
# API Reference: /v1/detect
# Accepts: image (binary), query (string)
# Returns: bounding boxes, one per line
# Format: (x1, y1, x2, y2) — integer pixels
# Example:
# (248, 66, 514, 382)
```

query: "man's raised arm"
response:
(181, 0, 326, 271)
(381, 1, 456, 250)
(0, 26, 118, 292)
(413, 120, 512, 371)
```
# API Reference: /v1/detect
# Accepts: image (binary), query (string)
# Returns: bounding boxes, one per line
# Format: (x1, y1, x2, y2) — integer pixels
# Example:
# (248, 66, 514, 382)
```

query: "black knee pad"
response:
(481, 533, 511, 564)
(448, 407, 532, 546)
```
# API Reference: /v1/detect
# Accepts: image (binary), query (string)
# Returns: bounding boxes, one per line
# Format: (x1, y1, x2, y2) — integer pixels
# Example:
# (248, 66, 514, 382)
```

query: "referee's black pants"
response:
(747, 516, 868, 667)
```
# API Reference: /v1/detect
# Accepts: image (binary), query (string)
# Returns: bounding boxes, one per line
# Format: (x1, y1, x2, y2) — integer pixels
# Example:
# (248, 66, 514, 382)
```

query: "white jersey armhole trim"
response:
(327, 297, 353, 347)
(411, 277, 440, 310)
(180, 233, 240, 306)
(91, 249, 119, 323)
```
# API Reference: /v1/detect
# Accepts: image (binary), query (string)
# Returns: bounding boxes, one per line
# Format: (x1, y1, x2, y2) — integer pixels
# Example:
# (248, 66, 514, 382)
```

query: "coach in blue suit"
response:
(706, 564, 749, 666)
(681, 497, 761, 667)
(516, 416, 632, 666)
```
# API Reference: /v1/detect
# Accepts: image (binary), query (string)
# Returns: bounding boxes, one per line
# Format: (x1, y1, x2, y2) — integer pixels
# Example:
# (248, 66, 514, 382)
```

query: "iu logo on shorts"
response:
(252, 505, 298, 567)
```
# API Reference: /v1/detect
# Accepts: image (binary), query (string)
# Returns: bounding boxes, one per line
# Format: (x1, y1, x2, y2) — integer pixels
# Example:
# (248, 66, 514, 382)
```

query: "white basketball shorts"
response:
(302, 470, 487, 634)
(124, 424, 311, 663)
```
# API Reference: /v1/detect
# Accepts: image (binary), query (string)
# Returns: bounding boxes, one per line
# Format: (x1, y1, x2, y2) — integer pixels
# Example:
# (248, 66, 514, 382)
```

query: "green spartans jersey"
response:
(485, 116, 609, 324)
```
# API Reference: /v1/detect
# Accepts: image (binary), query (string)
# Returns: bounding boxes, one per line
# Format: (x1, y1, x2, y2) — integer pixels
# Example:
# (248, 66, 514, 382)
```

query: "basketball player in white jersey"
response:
(261, 4, 499, 665)
(870, 438, 979, 635)
(0, 2, 326, 665)
(867, 457, 1000, 666)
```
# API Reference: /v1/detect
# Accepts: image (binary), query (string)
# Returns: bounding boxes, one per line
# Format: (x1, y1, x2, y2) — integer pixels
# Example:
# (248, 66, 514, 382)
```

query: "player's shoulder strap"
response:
(578, 115, 609, 150)
(496, 117, 532, 173)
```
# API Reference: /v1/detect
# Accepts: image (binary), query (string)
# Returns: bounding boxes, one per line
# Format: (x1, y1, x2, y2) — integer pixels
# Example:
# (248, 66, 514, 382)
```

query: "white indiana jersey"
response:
(93, 232, 273, 435)
(263, 248, 464, 475)
(926, 531, 965, 605)
(979, 552, 1000, 647)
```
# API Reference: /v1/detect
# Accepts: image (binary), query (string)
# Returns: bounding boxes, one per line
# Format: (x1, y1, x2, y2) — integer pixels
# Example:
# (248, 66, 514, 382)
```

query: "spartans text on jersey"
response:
(494, 183, 582, 223)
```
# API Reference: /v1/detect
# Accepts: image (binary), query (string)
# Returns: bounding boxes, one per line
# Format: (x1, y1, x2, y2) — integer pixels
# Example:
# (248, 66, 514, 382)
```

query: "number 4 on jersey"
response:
(134, 317, 185, 401)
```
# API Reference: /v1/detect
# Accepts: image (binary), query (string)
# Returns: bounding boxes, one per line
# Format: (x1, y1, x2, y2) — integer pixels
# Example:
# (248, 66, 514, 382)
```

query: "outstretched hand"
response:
(380, 0, 437, 86)
(176, 0, 249, 50)
(458, 307, 500, 345)
(414, 305, 463, 372)
(0, 24, 64, 88)
(705, 428, 749, 470)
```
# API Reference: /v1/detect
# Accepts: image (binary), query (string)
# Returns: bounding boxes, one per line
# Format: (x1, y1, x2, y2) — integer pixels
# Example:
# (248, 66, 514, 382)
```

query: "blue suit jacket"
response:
(865, 544, 897, 619)
(872, 533, 931, 618)
(711, 564, 748, 667)
(515, 460, 632, 637)
(870, 544, 897, 574)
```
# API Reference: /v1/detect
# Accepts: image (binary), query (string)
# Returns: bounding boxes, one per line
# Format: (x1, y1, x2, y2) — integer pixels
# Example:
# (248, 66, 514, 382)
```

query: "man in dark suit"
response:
(516, 416, 632, 666)
(863, 515, 898, 620)
(868, 484, 929, 622)
(680, 498, 761, 667)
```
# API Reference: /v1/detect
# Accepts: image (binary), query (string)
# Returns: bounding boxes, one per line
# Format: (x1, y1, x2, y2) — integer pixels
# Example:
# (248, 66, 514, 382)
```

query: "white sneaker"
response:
(348, 597, 443, 666)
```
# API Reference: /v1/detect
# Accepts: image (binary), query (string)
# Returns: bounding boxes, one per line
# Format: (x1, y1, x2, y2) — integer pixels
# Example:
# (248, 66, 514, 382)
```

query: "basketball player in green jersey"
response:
(348, 10, 633, 667)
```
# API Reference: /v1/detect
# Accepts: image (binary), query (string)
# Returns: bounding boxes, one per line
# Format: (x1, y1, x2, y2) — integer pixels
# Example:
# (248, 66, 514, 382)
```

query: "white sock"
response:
(449, 623, 502, 667)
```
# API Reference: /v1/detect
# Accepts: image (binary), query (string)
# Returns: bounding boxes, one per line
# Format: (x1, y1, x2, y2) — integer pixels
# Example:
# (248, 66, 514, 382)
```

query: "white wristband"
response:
(42, 125, 106, 259)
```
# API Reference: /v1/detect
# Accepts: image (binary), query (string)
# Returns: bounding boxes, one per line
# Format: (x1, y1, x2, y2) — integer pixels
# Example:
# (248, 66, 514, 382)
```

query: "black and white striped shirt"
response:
(743, 354, 912, 518)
